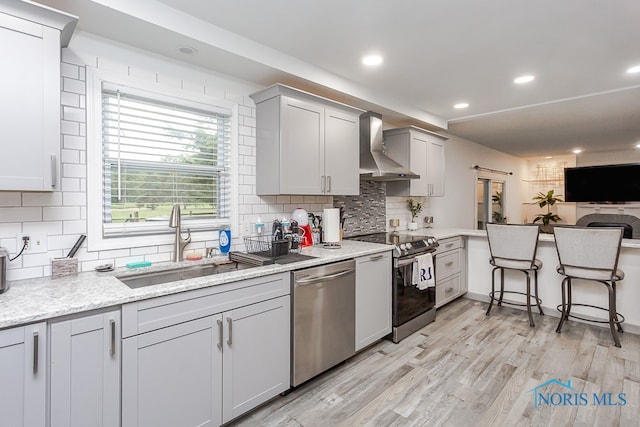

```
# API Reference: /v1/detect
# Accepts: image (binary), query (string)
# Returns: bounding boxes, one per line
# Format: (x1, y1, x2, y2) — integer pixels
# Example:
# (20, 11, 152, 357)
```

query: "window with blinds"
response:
(101, 85, 231, 236)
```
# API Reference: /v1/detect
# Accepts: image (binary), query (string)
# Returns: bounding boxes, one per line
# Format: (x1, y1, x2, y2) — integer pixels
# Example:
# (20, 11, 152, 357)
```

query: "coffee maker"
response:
(0, 247, 9, 293)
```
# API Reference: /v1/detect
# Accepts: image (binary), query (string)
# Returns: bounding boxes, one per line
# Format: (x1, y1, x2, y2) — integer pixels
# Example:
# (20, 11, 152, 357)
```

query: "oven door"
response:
(392, 253, 436, 327)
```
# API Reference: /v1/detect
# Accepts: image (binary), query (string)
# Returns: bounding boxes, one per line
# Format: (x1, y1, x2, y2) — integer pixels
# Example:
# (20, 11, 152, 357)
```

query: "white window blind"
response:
(101, 86, 231, 237)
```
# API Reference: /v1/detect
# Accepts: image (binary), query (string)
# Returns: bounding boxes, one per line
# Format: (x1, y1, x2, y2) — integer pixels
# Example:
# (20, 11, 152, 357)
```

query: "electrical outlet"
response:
(17, 233, 48, 254)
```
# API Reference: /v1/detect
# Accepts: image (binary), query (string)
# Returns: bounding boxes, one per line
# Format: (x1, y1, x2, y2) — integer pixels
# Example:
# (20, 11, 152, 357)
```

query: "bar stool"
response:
(553, 226, 625, 347)
(486, 223, 544, 327)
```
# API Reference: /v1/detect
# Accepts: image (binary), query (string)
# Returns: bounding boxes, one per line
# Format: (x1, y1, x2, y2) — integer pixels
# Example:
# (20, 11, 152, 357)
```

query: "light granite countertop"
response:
(0, 240, 392, 330)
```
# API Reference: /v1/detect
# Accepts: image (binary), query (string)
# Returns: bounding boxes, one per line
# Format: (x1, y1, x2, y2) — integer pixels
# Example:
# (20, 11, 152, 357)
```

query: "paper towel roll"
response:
(323, 208, 341, 243)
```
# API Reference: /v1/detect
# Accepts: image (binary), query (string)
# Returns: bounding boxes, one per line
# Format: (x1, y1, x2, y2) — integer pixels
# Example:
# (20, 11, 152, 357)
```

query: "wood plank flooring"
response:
(231, 298, 640, 426)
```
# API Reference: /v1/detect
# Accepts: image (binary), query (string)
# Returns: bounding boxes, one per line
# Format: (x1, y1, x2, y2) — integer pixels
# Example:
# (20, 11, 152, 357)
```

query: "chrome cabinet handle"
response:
(321, 176, 326, 193)
(33, 332, 39, 374)
(369, 254, 384, 262)
(326, 176, 331, 193)
(227, 317, 233, 346)
(217, 319, 223, 350)
(110, 319, 116, 356)
(50, 154, 57, 188)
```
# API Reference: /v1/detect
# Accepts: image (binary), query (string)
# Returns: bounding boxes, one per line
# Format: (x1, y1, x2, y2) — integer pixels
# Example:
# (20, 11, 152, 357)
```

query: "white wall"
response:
(0, 32, 332, 281)
(428, 132, 528, 228)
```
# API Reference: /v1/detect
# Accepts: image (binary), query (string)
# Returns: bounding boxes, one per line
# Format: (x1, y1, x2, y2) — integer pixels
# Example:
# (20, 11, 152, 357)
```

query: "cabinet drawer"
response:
(436, 249, 461, 280)
(437, 237, 462, 252)
(436, 274, 462, 307)
(122, 272, 289, 338)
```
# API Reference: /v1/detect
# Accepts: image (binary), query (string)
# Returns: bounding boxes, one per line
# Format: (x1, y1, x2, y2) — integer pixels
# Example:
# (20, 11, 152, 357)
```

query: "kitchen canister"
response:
(323, 208, 341, 248)
(219, 229, 231, 254)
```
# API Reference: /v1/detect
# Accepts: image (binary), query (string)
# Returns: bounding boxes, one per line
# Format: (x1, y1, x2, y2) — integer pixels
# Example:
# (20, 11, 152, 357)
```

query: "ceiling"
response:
(35, 0, 640, 158)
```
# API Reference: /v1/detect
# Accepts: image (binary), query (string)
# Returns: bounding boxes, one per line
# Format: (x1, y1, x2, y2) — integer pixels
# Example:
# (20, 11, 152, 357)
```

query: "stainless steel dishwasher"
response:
(291, 259, 356, 387)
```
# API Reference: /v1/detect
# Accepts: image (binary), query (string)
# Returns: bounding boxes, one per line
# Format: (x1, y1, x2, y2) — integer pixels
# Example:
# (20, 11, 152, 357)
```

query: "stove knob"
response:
(399, 243, 407, 250)
(406, 242, 413, 249)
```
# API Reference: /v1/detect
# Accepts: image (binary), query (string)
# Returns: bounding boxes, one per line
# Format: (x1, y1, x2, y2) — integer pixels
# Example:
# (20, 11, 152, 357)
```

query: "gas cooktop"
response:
(346, 232, 439, 257)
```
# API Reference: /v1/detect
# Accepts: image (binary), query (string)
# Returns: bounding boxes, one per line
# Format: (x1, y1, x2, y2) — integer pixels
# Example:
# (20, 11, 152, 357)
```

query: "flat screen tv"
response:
(564, 163, 640, 203)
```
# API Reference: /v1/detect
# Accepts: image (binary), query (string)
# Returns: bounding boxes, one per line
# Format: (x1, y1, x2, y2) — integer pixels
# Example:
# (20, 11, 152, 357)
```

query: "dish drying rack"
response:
(243, 235, 290, 258)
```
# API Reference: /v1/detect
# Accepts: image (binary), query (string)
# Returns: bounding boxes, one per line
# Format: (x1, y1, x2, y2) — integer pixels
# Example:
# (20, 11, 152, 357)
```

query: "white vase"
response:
(408, 221, 418, 231)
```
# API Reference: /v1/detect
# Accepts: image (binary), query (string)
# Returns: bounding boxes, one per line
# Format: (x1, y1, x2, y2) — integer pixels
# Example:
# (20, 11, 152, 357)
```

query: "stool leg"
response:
(566, 278, 572, 318)
(486, 267, 497, 316)
(525, 271, 534, 327)
(534, 269, 544, 315)
(607, 282, 622, 348)
(612, 282, 623, 333)
(556, 277, 568, 333)
(498, 268, 505, 306)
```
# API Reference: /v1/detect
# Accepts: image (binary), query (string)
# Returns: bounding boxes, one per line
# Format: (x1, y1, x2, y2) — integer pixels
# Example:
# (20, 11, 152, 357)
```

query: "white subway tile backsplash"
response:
(0, 223, 21, 237)
(63, 106, 85, 122)
(62, 220, 87, 235)
(23, 251, 63, 268)
(131, 246, 158, 256)
(63, 77, 86, 95)
(61, 149, 80, 164)
(144, 252, 172, 263)
(61, 120, 80, 136)
(22, 192, 63, 207)
(0, 238, 17, 253)
(61, 91, 80, 107)
(63, 135, 85, 150)
(62, 192, 87, 207)
(0, 193, 21, 207)
(23, 221, 63, 235)
(63, 164, 86, 179)
(99, 248, 131, 259)
(43, 206, 81, 221)
(7, 267, 43, 281)
(61, 61, 79, 79)
(0, 207, 42, 222)
(61, 178, 80, 192)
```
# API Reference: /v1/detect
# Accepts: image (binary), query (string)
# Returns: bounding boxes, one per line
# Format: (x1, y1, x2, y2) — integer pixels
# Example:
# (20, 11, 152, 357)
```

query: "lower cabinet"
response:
(355, 251, 392, 351)
(0, 322, 47, 427)
(435, 237, 467, 308)
(121, 273, 290, 427)
(49, 310, 121, 427)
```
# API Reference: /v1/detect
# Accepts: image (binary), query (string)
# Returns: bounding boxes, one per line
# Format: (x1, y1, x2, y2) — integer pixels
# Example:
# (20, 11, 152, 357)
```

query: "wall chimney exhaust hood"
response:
(359, 112, 420, 181)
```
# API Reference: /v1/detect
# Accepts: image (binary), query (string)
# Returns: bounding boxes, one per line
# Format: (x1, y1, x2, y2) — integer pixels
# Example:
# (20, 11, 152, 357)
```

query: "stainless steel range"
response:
(347, 232, 439, 342)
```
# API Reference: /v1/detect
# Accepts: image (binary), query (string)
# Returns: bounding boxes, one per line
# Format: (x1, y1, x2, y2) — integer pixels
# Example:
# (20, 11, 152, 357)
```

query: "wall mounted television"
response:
(564, 163, 640, 203)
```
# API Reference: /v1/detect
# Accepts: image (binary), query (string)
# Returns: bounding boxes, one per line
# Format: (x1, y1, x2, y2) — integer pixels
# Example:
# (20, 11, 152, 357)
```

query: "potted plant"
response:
(532, 190, 563, 233)
(406, 199, 423, 230)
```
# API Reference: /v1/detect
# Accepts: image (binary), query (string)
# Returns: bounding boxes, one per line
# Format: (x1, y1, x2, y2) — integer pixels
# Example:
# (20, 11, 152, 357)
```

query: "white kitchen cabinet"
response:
(0, 2, 76, 191)
(384, 126, 447, 197)
(435, 237, 467, 307)
(49, 310, 120, 427)
(0, 322, 47, 427)
(355, 251, 392, 351)
(121, 273, 290, 427)
(251, 84, 362, 195)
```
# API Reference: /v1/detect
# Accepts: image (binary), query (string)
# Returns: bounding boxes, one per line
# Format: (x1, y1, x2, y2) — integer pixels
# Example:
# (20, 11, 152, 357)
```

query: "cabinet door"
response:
(122, 315, 223, 427)
(0, 13, 59, 191)
(428, 138, 445, 196)
(0, 322, 47, 427)
(355, 252, 392, 351)
(50, 310, 120, 427)
(222, 296, 290, 423)
(409, 134, 430, 197)
(280, 97, 324, 194)
(324, 108, 359, 195)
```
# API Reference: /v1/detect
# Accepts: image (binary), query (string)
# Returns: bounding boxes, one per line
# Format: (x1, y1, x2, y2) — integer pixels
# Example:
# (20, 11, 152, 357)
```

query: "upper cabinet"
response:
(0, 1, 77, 191)
(250, 84, 363, 195)
(384, 126, 447, 197)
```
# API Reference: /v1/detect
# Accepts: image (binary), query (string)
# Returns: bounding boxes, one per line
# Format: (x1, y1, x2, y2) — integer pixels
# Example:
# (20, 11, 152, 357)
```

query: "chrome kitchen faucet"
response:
(169, 204, 191, 262)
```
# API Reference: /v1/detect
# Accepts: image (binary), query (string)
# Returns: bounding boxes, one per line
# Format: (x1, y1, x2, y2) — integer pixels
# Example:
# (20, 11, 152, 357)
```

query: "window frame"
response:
(86, 67, 238, 251)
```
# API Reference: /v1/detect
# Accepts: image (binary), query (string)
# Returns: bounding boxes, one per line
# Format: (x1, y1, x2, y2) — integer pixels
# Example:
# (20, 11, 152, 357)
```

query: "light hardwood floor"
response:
(231, 298, 640, 427)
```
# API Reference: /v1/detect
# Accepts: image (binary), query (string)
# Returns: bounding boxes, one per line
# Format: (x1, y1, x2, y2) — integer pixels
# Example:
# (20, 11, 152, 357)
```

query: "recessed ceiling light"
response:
(635, 143, 640, 148)
(572, 149, 582, 154)
(545, 156, 552, 159)
(627, 65, 640, 74)
(178, 46, 197, 55)
(362, 55, 383, 66)
(454, 102, 469, 109)
(514, 75, 535, 84)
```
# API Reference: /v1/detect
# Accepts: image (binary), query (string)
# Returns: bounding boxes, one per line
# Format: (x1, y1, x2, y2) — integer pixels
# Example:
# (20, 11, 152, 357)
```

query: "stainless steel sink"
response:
(117, 261, 256, 289)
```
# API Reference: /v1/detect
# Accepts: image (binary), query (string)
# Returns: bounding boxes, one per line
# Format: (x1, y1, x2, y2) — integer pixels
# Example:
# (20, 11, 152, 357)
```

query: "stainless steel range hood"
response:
(359, 112, 419, 181)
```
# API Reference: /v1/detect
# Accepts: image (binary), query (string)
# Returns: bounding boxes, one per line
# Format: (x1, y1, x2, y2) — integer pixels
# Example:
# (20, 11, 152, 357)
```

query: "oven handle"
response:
(394, 252, 435, 268)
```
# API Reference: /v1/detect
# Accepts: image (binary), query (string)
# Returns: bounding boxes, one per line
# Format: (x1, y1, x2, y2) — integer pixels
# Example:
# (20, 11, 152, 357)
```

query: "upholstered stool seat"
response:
(553, 226, 625, 348)
(486, 223, 544, 327)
